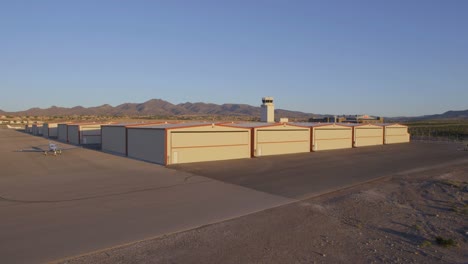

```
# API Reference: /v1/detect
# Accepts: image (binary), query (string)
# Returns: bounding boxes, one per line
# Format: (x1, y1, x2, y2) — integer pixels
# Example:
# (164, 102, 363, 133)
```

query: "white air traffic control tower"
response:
(261, 97, 274, 123)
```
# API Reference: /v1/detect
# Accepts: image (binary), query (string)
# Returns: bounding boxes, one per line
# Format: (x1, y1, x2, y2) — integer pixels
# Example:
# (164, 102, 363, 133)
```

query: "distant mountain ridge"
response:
(3, 99, 313, 119)
(3, 99, 467, 121)
(387, 109, 468, 122)
(418, 110, 468, 120)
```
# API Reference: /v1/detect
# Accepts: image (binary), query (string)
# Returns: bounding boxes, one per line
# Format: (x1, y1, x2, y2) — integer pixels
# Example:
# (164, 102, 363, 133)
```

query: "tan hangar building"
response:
(380, 123, 410, 144)
(225, 122, 311, 157)
(57, 122, 111, 144)
(345, 123, 384, 147)
(127, 122, 252, 165)
(57, 123, 69, 142)
(31, 123, 43, 136)
(24, 124, 33, 133)
(42, 122, 65, 138)
(101, 122, 167, 156)
(292, 123, 353, 151)
(67, 123, 109, 145)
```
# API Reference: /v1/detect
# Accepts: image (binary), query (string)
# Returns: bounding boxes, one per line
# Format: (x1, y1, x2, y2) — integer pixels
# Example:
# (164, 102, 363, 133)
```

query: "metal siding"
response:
(384, 127, 410, 144)
(172, 125, 243, 132)
(80, 126, 101, 132)
(168, 130, 250, 164)
(82, 135, 102, 144)
(32, 125, 38, 135)
(255, 129, 310, 156)
(68, 126, 80, 145)
(80, 127, 102, 144)
(250, 128, 255, 157)
(48, 127, 58, 137)
(385, 126, 407, 136)
(313, 127, 353, 151)
(42, 124, 49, 138)
(127, 129, 166, 164)
(171, 131, 247, 148)
(32, 125, 43, 136)
(33, 125, 43, 136)
(57, 124, 68, 142)
(44, 124, 59, 138)
(354, 127, 384, 147)
(102, 126, 127, 155)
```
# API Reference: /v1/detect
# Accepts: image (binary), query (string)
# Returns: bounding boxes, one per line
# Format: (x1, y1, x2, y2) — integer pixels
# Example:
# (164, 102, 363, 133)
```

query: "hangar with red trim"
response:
(126, 123, 252, 165)
(225, 122, 311, 157)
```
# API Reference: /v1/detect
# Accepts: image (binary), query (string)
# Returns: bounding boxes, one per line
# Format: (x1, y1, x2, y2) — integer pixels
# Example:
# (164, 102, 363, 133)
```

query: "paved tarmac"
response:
(171, 141, 468, 199)
(0, 129, 291, 263)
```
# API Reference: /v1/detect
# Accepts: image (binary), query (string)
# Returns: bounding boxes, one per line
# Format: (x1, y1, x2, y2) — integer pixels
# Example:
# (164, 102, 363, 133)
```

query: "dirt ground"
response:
(62, 160, 468, 263)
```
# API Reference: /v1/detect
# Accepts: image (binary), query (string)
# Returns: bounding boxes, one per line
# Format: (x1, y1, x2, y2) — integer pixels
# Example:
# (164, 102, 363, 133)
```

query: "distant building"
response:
(344, 115, 384, 124)
(309, 115, 383, 124)
(309, 116, 337, 123)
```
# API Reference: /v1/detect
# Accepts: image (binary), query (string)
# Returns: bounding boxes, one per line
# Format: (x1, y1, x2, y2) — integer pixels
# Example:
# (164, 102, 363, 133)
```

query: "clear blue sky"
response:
(1, 0, 467, 116)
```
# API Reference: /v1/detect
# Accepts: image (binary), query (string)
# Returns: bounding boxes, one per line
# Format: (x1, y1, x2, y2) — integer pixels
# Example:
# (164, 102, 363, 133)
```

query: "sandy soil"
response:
(62, 161, 468, 264)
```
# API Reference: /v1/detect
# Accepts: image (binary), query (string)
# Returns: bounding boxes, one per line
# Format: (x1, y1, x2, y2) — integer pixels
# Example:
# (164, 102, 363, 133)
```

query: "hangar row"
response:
(28, 121, 410, 165)
(24, 97, 410, 165)
(101, 122, 409, 165)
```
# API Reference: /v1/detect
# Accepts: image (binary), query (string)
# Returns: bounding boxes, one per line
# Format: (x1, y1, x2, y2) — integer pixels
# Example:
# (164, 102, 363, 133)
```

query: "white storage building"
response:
(127, 123, 251, 165)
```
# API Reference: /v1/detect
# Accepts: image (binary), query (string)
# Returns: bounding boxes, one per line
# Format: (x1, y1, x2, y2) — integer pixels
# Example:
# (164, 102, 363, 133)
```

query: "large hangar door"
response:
(385, 127, 409, 144)
(127, 129, 166, 164)
(58, 125, 68, 142)
(102, 127, 126, 155)
(43, 125, 49, 138)
(314, 128, 352, 151)
(355, 127, 383, 147)
(68, 127, 79, 145)
(170, 131, 250, 164)
(256, 129, 309, 156)
(81, 127, 102, 144)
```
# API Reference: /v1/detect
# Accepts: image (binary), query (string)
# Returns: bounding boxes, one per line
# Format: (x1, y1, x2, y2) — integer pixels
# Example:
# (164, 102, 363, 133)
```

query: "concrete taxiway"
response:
(0, 129, 291, 263)
(172, 141, 468, 199)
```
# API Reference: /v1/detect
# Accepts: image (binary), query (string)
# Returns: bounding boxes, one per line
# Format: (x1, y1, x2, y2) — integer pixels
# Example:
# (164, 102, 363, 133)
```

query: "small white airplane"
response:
(18, 142, 64, 156)
(45, 142, 62, 156)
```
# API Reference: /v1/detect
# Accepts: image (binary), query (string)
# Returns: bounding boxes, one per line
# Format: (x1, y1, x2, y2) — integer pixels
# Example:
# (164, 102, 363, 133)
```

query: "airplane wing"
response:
(15, 144, 81, 153)
(16, 146, 47, 152)
(54, 145, 80, 151)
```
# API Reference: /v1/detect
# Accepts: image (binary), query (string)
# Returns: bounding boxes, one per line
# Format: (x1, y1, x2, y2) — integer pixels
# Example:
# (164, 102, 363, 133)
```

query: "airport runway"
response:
(0, 129, 291, 263)
(1, 129, 466, 263)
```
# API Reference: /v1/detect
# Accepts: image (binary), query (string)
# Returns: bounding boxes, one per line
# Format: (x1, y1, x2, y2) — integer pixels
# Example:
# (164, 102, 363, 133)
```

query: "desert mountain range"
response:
(0, 99, 313, 119)
(1, 99, 467, 121)
(413, 110, 468, 120)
